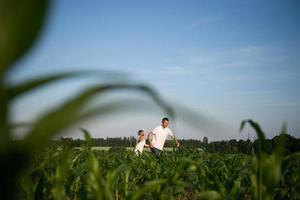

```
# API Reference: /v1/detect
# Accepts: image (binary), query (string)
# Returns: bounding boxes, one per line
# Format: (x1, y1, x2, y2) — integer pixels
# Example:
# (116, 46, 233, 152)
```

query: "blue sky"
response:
(9, 0, 300, 140)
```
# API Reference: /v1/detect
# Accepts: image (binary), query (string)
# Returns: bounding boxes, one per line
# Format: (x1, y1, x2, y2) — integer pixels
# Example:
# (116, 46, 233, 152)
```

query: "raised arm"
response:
(169, 130, 180, 147)
(172, 135, 180, 147)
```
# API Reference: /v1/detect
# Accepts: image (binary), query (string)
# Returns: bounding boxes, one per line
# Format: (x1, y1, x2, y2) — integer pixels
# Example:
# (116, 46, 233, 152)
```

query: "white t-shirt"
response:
(134, 139, 146, 155)
(151, 125, 174, 150)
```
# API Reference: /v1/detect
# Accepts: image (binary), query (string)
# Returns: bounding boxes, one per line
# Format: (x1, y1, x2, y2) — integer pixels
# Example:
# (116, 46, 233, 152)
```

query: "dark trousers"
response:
(150, 147, 160, 158)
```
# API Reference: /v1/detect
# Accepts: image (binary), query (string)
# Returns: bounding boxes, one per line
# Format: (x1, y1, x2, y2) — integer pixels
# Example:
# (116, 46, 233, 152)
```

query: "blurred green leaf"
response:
(240, 119, 266, 158)
(6, 70, 128, 100)
(129, 179, 168, 200)
(80, 128, 92, 147)
(173, 104, 231, 138)
(197, 190, 222, 200)
(0, 0, 48, 75)
(24, 84, 174, 151)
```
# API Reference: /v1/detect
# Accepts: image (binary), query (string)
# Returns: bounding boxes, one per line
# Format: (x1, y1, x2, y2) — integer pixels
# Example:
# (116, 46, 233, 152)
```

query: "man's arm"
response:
(169, 130, 180, 147)
(172, 135, 180, 147)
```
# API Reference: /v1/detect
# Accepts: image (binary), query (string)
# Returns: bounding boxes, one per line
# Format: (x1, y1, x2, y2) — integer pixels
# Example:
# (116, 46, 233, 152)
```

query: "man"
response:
(148, 117, 180, 157)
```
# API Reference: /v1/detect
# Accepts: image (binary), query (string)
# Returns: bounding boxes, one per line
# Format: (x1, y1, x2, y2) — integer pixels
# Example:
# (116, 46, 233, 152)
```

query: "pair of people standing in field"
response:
(134, 117, 180, 157)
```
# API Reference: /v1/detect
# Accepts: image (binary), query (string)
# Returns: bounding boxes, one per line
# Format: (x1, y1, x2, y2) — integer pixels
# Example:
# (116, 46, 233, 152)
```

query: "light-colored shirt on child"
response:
(134, 139, 146, 155)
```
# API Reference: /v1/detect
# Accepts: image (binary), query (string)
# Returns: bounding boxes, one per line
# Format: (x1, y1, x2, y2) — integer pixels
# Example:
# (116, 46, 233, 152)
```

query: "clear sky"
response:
(8, 0, 300, 140)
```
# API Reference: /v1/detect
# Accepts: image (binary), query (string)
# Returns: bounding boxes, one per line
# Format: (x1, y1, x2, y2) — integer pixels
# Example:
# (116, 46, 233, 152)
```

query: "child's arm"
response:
(144, 143, 150, 148)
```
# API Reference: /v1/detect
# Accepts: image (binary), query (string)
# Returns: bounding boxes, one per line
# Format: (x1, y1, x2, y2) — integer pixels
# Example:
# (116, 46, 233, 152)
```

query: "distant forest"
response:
(53, 134, 300, 154)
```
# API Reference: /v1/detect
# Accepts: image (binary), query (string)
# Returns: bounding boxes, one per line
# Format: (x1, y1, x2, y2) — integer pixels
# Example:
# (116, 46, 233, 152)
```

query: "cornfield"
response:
(17, 125, 300, 200)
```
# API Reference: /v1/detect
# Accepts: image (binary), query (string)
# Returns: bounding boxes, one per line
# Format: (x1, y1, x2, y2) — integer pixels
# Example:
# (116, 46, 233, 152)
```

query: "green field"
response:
(19, 143, 300, 200)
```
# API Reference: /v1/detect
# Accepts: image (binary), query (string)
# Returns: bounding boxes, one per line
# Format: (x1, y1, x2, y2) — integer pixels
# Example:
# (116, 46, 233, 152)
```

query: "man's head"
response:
(161, 117, 169, 128)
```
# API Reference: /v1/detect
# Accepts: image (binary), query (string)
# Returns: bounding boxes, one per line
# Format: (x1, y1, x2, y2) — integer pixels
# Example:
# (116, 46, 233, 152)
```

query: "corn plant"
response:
(240, 119, 286, 200)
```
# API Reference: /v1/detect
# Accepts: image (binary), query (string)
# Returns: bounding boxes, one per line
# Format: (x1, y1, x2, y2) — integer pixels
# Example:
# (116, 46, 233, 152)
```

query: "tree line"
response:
(52, 133, 300, 155)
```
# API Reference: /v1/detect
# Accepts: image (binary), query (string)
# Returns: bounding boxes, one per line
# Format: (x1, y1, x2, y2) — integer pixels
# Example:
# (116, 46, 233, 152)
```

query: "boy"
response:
(134, 129, 149, 155)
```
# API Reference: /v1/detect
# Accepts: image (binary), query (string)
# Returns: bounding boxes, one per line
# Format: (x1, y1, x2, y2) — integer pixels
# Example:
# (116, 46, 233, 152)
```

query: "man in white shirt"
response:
(148, 117, 180, 157)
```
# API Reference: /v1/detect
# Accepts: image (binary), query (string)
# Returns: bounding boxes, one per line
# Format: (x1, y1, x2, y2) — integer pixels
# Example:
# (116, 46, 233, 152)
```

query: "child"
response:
(134, 129, 149, 155)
